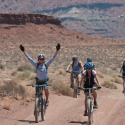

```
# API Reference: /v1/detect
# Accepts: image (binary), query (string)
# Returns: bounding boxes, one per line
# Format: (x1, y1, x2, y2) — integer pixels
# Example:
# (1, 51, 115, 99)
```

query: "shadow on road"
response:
(18, 120, 37, 123)
(69, 121, 89, 125)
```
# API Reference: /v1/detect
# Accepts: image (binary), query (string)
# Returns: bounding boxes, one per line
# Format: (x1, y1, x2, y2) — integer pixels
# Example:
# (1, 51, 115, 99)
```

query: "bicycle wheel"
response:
(41, 97, 46, 121)
(73, 79, 78, 98)
(87, 99, 93, 124)
(35, 97, 40, 123)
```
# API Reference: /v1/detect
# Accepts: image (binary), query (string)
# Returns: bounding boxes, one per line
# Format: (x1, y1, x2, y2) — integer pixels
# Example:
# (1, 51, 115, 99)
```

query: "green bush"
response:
(17, 70, 31, 79)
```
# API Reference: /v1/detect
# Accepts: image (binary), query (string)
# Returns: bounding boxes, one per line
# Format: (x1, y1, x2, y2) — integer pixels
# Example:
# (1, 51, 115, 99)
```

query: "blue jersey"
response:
(72, 61, 81, 72)
(26, 54, 56, 80)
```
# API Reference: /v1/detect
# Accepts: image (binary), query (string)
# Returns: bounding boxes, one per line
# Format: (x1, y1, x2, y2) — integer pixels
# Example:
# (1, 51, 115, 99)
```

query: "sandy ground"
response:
(0, 83, 125, 125)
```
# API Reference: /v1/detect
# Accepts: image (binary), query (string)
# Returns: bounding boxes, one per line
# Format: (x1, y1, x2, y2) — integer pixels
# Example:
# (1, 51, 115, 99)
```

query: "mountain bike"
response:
(66, 71, 81, 98)
(26, 82, 50, 123)
(78, 87, 98, 124)
(118, 75, 125, 96)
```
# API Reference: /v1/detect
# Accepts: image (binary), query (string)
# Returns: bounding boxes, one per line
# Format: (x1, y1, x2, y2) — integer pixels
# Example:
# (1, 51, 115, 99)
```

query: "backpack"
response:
(36, 63, 47, 72)
(72, 61, 81, 68)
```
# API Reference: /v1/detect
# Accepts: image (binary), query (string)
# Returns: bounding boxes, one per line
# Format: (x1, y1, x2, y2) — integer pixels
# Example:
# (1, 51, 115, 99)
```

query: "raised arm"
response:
(45, 43, 60, 67)
(19, 45, 37, 68)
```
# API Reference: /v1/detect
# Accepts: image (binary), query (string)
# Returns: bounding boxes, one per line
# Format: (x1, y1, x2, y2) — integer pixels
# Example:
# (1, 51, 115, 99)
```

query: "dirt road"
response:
(0, 84, 125, 125)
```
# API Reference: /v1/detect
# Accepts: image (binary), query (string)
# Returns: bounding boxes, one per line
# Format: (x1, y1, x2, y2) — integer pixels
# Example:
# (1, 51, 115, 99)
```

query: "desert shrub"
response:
(17, 63, 33, 71)
(50, 79, 73, 96)
(115, 77, 123, 84)
(110, 78, 115, 82)
(17, 70, 31, 79)
(112, 73, 118, 78)
(97, 72, 104, 78)
(0, 63, 5, 70)
(29, 73, 36, 80)
(11, 71, 17, 76)
(57, 69, 66, 75)
(0, 79, 28, 99)
(102, 81, 117, 89)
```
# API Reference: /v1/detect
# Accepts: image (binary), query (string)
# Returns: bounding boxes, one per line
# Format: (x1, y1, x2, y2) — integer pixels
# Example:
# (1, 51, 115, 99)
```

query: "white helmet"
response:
(123, 59, 125, 62)
(38, 54, 45, 60)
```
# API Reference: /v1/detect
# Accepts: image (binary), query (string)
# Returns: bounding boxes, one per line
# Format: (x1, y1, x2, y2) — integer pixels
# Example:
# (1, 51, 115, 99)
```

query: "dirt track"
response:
(0, 84, 125, 125)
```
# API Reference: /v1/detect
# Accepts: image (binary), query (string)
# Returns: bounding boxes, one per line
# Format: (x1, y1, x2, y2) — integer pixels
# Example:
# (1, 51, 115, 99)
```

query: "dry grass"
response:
(97, 72, 104, 78)
(17, 70, 31, 79)
(2, 100, 13, 110)
(57, 69, 66, 75)
(102, 81, 117, 89)
(50, 79, 73, 96)
(115, 77, 123, 84)
(0, 63, 5, 70)
(0, 79, 28, 99)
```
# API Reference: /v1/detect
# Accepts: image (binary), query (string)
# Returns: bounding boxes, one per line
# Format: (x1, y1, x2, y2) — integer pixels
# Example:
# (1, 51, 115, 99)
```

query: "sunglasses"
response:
(39, 58, 44, 61)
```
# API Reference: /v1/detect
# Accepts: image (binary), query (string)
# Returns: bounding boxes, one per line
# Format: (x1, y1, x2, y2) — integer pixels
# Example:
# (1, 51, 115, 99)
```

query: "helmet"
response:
(38, 54, 45, 60)
(86, 62, 94, 69)
(72, 55, 78, 61)
(123, 59, 125, 62)
(87, 57, 92, 62)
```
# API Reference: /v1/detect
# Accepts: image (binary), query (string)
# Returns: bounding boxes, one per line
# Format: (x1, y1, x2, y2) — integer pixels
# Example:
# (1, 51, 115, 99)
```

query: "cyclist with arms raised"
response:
(119, 59, 125, 93)
(66, 55, 83, 95)
(80, 62, 101, 116)
(19, 44, 60, 106)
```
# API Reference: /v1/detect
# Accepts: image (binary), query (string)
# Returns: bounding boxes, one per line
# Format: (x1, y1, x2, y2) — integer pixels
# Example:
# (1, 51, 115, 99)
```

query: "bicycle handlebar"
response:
(66, 71, 82, 74)
(26, 84, 51, 87)
(118, 75, 125, 78)
(78, 86, 101, 90)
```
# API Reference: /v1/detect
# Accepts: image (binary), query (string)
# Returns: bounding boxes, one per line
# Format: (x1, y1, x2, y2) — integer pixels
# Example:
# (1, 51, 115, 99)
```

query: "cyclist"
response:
(80, 62, 101, 116)
(66, 55, 83, 95)
(119, 59, 125, 93)
(84, 57, 96, 70)
(19, 44, 60, 106)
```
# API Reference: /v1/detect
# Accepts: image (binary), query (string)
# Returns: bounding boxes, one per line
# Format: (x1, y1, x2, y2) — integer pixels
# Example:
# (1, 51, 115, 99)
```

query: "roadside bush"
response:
(0, 79, 28, 99)
(2, 100, 13, 110)
(102, 81, 117, 89)
(0, 63, 5, 70)
(17, 63, 33, 71)
(115, 77, 123, 84)
(50, 79, 73, 96)
(57, 69, 66, 75)
(97, 72, 104, 78)
(17, 70, 31, 79)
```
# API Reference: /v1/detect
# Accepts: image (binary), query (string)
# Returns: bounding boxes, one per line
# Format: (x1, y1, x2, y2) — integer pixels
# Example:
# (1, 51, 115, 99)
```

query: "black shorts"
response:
(84, 83, 97, 93)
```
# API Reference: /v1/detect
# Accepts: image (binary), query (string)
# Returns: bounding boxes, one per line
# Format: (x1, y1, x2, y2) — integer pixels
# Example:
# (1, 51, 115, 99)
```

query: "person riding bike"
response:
(84, 57, 96, 70)
(119, 59, 125, 93)
(66, 55, 83, 95)
(19, 43, 61, 106)
(80, 62, 101, 116)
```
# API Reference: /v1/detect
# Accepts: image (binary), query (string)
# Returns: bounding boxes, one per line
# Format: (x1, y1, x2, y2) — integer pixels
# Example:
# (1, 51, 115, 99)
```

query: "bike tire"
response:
(41, 97, 46, 121)
(35, 97, 40, 123)
(87, 99, 93, 124)
(73, 79, 78, 98)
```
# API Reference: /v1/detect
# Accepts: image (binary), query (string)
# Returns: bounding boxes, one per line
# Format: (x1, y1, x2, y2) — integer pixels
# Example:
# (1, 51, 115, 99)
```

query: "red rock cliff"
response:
(0, 13, 61, 25)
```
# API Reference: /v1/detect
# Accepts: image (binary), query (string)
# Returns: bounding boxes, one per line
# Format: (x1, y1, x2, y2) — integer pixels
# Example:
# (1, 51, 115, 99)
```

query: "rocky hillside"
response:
(0, 0, 125, 40)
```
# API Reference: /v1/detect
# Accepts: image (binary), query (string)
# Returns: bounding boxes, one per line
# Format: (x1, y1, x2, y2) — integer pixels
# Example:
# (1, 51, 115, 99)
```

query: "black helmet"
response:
(38, 54, 45, 60)
(87, 57, 92, 62)
(72, 55, 78, 61)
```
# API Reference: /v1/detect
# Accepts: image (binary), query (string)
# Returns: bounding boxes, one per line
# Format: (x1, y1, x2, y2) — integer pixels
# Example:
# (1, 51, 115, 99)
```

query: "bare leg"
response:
(70, 74, 73, 84)
(44, 89, 49, 101)
(85, 92, 89, 110)
(92, 90, 97, 102)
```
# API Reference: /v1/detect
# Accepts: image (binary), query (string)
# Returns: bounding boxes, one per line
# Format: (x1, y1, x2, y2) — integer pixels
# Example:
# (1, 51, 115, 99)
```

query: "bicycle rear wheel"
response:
(73, 79, 78, 98)
(87, 99, 93, 124)
(41, 97, 46, 121)
(35, 97, 40, 123)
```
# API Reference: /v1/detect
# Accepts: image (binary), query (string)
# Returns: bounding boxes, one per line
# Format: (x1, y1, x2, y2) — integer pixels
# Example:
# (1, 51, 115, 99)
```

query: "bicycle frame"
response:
(86, 89, 94, 114)
(67, 71, 81, 98)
